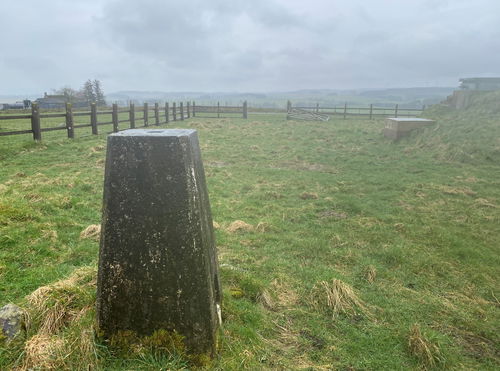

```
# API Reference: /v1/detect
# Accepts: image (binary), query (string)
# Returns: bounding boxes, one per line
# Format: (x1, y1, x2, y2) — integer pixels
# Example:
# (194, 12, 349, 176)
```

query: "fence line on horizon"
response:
(287, 101, 425, 119)
(0, 101, 248, 141)
(0, 100, 426, 142)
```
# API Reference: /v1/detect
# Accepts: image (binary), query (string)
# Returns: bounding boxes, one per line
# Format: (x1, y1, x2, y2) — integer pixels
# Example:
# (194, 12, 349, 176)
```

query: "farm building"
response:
(459, 77, 500, 91)
(35, 93, 88, 109)
(444, 77, 500, 109)
(0, 102, 25, 110)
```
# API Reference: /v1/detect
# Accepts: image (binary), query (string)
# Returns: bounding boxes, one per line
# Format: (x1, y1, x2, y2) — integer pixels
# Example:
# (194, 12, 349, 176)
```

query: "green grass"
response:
(0, 98, 499, 370)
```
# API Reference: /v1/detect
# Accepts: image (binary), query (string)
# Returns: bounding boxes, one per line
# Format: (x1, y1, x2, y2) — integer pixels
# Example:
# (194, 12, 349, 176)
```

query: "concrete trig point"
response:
(383, 117, 435, 140)
(96, 129, 221, 357)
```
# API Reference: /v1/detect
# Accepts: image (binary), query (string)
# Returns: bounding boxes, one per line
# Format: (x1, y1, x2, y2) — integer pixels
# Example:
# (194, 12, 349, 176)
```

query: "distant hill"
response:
(106, 87, 456, 109)
(0, 93, 39, 104)
(359, 87, 454, 102)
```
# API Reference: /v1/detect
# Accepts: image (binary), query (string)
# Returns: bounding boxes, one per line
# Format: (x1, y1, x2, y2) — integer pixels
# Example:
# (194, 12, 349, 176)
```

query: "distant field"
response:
(0, 108, 499, 369)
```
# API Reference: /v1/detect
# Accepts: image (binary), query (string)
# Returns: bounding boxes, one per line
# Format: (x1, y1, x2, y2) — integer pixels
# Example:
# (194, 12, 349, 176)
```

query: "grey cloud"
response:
(1, 0, 499, 93)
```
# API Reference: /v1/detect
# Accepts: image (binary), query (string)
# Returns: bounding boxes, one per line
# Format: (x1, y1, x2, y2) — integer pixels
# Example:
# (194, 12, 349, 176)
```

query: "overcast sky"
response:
(1, 0, 499, 94)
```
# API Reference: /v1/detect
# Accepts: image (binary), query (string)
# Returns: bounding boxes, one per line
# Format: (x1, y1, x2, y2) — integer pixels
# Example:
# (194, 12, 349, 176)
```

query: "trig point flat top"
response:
(109, 128, 196, 137)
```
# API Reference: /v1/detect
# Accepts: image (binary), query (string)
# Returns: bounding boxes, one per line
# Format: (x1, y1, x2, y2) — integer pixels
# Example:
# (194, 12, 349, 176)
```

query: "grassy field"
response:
(0, 97, 499, 369)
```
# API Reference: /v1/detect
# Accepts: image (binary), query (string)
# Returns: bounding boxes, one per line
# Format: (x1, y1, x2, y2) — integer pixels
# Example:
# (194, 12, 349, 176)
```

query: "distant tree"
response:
(93, 79, 106, 106)
(53, 86, 80, 103)
(82, 79, 96, 105)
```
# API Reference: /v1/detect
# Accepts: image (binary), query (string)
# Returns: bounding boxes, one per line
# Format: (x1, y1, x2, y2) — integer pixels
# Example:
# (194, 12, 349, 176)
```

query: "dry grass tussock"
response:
(436, 184, 476, 196)
(23, 334, 66, 370)
(26, 266, 96, 334)
(22, 329, 97, 370)
(310, 279, 371, 319)
(256, 289, 275, 310)
(22, 266, 98, 370)
(300, 192, 319, 200)
(255, 221, 270, 233)
(365, 265, 377, 283)
(5, 172, 67, 189)
(226, 220, 254, 233)
(41, 229, 58, 242)
(90, 145, 105, 152)
(474, 198, 497, 208)
(271, 278, 299, 309)
(256, 278, 300, 312)
(408, 324, 445, 369)
(79, 224, 101, 240)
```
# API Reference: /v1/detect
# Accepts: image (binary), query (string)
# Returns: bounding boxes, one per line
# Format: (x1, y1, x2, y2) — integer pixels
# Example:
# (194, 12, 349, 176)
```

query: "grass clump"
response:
(310, 279, 370, 319)
(226, 220, 254, 233)
(23, 334, 68, 370)
(4, 267, 202, 370)
(364, 265, 377, 283)
(26, 266, 96, 335)
(79, 224, 101, 240)
(20, 267, 98, 370)
(408, 324, 447, 369)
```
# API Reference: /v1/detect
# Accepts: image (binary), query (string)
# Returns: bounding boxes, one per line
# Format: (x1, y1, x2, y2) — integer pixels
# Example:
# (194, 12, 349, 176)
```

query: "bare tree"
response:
(53, 86, 80, 103)
(93, 79, 106, 106)
(82, 79, 96, 105)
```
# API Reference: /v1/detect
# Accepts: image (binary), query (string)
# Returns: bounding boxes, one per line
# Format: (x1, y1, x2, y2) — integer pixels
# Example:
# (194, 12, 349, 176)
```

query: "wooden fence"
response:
(0, 101, 249, 141)
(287, 101, 425, 119)
(193, 101, 247, 119)
(0, 99, 425, 141)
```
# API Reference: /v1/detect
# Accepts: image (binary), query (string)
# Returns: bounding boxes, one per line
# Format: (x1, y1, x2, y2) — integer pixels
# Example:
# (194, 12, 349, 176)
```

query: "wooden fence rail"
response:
(193, 101, 247, 118)
(1, 99, 423, 141)
(287, 101, 425, 120)
(0, 101, 198, 141)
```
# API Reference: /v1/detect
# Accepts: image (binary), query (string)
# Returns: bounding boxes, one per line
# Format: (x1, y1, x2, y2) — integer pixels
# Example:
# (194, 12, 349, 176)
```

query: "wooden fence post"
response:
(130, 103, 135, 129)
(65, 103, 74, 139)
(91, 102, 98, 134)
(31, 103, 41, 141)
(316, 103, 319, 113)
(217, 102, 220, 118)
(192, 101, 196, 117)
(173, 102, 177, 121)
(187, 102, 191, 118)
(287, 100, 292, 112)
(155, 103, 160, 126)
(243, 101, 248, 119)
(144, 103, 149, 127)
(165, 102, 169, 123)
(343, 103, 347, 119)
(395, 104, 399, 118)
(369, 104, 373, 120)
(112, 103, 119, 132)
(180, 102, 184, 121)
